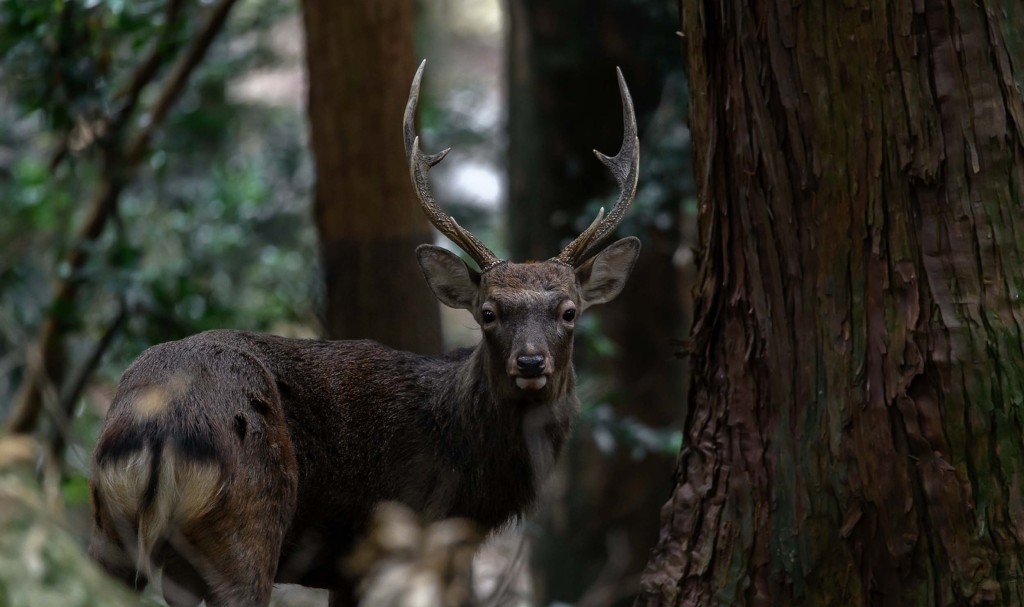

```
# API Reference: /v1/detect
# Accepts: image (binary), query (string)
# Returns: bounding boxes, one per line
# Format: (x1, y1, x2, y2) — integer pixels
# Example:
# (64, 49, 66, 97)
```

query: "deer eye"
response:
(481, 309, 496, 323)
(562, 308, 576, 322)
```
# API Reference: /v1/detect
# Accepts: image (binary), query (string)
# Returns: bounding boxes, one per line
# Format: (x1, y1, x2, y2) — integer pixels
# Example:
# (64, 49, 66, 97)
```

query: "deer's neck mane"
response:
(424, 345, 579, 527)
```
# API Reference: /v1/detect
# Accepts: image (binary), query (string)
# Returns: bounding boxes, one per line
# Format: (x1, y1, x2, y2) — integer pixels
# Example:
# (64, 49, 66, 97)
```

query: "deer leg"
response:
(165, 518, 281, 607)
(158, 544, 207, 607)
(88, 490, 149, 592)
(88, 527, 149, 592)
(179, 435, 295, 607)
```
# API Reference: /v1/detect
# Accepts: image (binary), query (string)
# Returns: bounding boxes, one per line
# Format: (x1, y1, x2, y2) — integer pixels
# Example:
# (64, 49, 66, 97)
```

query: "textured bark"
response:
(507, 0, 687, 603)
(301, 0, 442, 353)
(639, 0, 1024, 605)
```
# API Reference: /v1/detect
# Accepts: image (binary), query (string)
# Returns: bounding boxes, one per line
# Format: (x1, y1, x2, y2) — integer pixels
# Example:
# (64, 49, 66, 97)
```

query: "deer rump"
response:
(89, 330, 564, 606)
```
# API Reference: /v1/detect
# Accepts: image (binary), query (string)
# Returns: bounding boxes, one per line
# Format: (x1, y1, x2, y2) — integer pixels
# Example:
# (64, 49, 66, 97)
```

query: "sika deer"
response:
(88, 61, 641, 607)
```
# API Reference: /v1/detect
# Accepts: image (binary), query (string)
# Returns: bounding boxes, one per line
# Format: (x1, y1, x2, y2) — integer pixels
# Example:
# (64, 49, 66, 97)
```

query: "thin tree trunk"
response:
(639, 1, 1024, 605)
(301, 0, 442, 353)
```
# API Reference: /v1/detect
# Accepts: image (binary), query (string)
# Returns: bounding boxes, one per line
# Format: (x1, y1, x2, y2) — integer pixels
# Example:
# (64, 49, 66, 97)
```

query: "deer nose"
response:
(516, 354, 546, 378)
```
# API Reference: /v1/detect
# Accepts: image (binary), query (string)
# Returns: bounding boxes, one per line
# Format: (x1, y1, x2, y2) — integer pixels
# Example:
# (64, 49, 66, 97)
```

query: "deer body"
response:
(89, 62, 641, 606)
(91, 325, 575, 600)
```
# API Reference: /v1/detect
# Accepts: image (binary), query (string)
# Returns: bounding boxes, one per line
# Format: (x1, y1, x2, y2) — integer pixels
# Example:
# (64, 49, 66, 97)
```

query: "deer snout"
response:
(515, 354, 546, 378)
(510, 352, 549, 391)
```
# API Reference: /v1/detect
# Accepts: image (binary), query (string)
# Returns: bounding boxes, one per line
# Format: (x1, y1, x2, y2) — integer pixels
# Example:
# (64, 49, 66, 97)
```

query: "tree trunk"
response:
(639, 1, 1024, 605)
(301, 0, 442, 353)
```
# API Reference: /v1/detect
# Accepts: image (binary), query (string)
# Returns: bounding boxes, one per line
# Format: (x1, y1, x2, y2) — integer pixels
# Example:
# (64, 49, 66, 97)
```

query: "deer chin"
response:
(514, 376, 548, 391)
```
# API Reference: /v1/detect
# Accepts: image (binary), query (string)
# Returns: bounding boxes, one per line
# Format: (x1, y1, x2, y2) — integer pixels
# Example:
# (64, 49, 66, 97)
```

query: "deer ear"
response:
(416, 245, 480, 310)
(575, 237, 640, 311)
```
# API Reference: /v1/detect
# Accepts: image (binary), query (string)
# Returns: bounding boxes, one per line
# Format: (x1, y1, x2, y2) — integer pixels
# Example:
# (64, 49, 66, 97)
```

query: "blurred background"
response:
(0, 0, 694, 605)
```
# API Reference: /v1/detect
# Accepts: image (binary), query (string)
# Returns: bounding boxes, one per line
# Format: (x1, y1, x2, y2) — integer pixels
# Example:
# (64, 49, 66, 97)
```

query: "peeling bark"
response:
(638, 0, 1024, 605)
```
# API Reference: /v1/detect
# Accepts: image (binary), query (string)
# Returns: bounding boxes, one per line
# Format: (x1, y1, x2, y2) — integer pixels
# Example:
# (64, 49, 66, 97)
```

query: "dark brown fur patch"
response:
(234, 414, 248, 441)
(140, 437, 163, 510)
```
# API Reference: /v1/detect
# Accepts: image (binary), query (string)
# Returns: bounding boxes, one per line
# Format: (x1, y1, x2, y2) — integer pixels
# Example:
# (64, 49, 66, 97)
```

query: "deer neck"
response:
(429, 345, 578, 524)
(438, 344, 579, 458)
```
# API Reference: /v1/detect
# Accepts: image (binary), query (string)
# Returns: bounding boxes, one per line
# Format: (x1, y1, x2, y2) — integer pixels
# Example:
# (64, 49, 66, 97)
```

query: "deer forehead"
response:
(480, 262, 578, 307)
(486, 288, 564, 310)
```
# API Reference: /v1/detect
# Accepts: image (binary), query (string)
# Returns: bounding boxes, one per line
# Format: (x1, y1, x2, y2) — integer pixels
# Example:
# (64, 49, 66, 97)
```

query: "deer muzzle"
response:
(511, 353, 549, 390)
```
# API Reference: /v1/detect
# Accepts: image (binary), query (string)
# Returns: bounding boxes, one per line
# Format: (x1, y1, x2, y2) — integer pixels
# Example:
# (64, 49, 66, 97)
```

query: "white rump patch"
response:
(95, 445, 223, 577)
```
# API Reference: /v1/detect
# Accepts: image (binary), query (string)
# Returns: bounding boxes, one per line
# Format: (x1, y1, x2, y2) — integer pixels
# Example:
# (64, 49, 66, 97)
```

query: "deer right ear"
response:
(575, 236, 641, 311)
(416, 245, 480, 310)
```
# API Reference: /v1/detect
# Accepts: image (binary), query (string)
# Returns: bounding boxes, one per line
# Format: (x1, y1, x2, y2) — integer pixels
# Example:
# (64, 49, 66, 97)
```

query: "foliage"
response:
(575, 314, 684, 459)
(0, 5, 316, 602)
(0, 0, 315, 427)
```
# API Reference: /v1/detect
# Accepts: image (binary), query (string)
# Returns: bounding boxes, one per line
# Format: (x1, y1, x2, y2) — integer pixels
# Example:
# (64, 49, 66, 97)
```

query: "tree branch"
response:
(49, 0, 186, 170)
(48, 301, 128, 466)
(111, 0, 187, 125)
(6, 0, 240, 435)
(126, 0, 237, 164)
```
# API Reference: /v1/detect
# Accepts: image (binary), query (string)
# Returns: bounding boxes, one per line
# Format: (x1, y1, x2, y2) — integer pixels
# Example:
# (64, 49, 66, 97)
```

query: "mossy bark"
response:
(638, 0, 1024, 605)
(301, 0, 442, 353)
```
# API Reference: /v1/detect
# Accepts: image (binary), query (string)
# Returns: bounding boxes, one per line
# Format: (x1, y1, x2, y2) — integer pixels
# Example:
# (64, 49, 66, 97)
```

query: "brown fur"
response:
(89, 240, 639, 606)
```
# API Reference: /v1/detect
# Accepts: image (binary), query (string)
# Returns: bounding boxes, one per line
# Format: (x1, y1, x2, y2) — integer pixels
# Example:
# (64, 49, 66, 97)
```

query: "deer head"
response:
(405, 61, 641, 400)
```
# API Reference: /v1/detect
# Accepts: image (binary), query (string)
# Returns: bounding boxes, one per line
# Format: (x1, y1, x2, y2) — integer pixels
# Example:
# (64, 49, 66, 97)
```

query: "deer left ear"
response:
(575, 237, 640, 311)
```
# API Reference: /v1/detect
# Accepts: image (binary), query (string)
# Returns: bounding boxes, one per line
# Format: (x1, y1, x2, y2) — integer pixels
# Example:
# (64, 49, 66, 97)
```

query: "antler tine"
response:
(554, 67, 640, 266)
(405, 60, 502, 271)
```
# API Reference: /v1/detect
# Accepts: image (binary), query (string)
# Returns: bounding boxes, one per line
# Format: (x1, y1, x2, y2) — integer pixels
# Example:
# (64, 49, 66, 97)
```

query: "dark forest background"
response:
(5, 1, 1015, 606)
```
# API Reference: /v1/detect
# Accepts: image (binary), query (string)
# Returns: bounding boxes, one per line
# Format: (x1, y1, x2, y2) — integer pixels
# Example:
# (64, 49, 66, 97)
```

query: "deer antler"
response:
(553, 68, 639, 267)
(404, 60, 502, 272)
